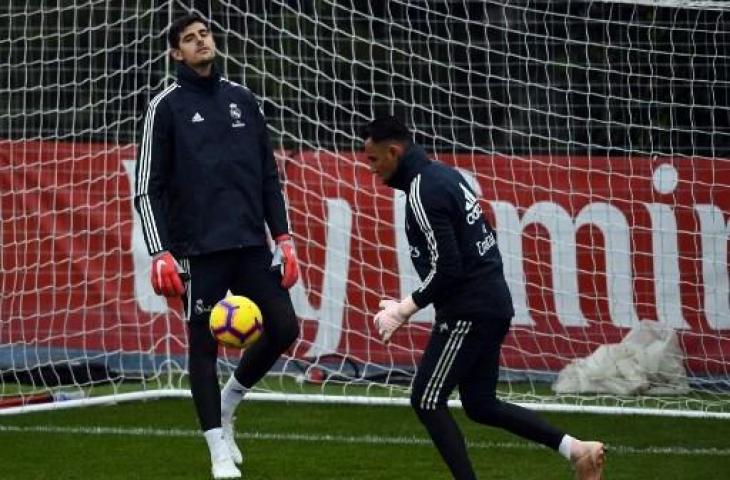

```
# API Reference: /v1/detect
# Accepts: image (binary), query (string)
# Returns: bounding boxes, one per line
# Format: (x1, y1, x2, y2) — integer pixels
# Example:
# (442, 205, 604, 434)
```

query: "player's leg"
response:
(228, 246, 299, 384)
(458, 317, 604, 480)
(219, 246, 300, 462)
(183, 252, 241, 478)
(410, 319, 484, 480)
(458, 317, 565, 446)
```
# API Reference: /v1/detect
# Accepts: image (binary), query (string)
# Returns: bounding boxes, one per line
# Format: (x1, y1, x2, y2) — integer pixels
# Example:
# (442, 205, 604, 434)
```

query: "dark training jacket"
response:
(387, 144, 515, 321)
(134, 62, 288, 258)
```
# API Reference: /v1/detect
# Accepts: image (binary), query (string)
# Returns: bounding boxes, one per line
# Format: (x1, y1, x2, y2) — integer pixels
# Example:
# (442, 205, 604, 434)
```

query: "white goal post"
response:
(1, 0, 728, 418)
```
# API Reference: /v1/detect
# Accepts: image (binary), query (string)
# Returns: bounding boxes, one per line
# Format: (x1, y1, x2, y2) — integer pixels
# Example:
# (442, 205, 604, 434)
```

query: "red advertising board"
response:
(2, 140, 729, 375)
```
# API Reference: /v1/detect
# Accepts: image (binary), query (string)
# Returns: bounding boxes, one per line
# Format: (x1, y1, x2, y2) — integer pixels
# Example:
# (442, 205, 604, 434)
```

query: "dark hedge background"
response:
(2, 0, 727, 156)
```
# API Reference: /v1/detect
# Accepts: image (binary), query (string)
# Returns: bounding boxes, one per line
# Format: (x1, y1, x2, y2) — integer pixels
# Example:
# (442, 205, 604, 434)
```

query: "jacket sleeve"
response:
(134, 96, 173, 256)
(408, 175, 464, 309)
(256, 100, 290, 238)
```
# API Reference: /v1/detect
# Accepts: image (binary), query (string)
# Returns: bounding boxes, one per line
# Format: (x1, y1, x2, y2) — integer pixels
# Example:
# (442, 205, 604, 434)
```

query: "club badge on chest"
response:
(229, 102, 245, 128)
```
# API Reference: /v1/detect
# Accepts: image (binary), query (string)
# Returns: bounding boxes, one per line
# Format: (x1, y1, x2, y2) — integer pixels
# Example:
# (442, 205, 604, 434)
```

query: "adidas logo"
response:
(460, 183, 478, 210)
(191, 112, 204, 123)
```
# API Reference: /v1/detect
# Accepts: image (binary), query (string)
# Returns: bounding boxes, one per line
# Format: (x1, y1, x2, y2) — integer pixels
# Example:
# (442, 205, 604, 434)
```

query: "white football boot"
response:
(211, 453, 241, 479)
(222, 416, 244, 465)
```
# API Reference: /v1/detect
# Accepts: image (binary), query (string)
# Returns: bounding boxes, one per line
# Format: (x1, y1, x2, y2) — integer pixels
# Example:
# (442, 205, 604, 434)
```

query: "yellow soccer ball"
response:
(209, 295, 263, 349)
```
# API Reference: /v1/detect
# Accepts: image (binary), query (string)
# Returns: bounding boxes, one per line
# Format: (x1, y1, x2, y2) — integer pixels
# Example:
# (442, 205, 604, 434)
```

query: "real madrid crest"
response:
(229, 103, 245, 128)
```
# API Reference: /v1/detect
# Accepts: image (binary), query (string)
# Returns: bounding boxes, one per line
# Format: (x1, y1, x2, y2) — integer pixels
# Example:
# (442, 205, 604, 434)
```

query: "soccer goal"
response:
(1, 0, 728, 418)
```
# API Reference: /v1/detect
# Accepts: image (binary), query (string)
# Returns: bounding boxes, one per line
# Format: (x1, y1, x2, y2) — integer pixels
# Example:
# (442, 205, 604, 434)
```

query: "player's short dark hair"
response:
(360, 116, 412, 144)
(168, 13, 209, 49)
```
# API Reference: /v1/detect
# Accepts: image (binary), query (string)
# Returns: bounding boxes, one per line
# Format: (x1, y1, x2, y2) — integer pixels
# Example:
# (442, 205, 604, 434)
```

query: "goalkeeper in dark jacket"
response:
(134, 14, 299, 479)
(362, 116, 605, 480)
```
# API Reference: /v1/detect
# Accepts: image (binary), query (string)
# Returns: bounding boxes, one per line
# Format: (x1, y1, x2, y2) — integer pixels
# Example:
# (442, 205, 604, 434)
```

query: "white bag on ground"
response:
(552, 320, 689, 395)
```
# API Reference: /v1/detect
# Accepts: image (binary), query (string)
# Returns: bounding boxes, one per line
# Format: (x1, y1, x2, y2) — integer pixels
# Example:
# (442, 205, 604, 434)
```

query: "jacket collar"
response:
(386, 143, 431, 191)
(175, 62, 221, 93)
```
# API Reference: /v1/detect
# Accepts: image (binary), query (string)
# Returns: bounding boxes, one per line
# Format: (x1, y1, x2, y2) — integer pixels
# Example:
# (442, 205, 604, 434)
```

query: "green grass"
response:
(1, 398, 729, 479)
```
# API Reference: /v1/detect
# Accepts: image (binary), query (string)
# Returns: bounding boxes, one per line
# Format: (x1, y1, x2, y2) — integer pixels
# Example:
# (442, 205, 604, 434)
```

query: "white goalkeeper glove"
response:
(373, 295, 420, 344)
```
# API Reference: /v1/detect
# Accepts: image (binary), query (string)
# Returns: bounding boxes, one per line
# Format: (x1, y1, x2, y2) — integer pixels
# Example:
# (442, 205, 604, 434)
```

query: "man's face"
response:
(364, 138, 403, 183)
(171, 22, 216, 67)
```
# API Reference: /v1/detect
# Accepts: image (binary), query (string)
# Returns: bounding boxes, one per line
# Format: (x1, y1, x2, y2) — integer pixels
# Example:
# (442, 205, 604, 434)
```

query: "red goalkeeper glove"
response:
(271, 234, 299, 289)
(150, 251, 186, 297)
(373, 295, 419, 344)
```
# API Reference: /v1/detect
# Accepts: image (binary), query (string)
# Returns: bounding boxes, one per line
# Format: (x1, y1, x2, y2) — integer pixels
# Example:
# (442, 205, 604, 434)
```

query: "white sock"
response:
(203, 427, 229, 461)
(221, 374, 248, 424)
(559, 434, 576, 461)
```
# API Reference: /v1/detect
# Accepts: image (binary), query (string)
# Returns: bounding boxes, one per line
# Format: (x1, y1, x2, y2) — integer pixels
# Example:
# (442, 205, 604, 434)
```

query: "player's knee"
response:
(187, 329, 218, 382)
(462, 402, 489, 423)
(409, 390, 446, 415)
(264, 299, 299, 351)
(188, 322, 218, 360)
(278, 312, 300, 350)
(409, 386, 424, 412)
(461, 395, 500, 424)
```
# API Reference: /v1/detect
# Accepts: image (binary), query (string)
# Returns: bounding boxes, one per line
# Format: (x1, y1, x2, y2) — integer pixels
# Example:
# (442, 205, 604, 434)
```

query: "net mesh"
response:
(1, 0, 729, 414)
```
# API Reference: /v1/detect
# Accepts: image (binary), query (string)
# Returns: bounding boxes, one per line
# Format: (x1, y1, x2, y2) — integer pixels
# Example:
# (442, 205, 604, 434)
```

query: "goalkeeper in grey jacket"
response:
(361, 116, 605, 480)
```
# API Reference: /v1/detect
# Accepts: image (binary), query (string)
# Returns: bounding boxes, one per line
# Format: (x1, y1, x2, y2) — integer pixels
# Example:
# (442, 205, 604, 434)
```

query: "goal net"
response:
(1, 0, 728, 417)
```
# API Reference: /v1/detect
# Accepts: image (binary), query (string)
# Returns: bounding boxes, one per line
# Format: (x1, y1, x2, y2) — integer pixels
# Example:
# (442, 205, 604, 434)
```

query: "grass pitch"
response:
(1, 398, 728, 479)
